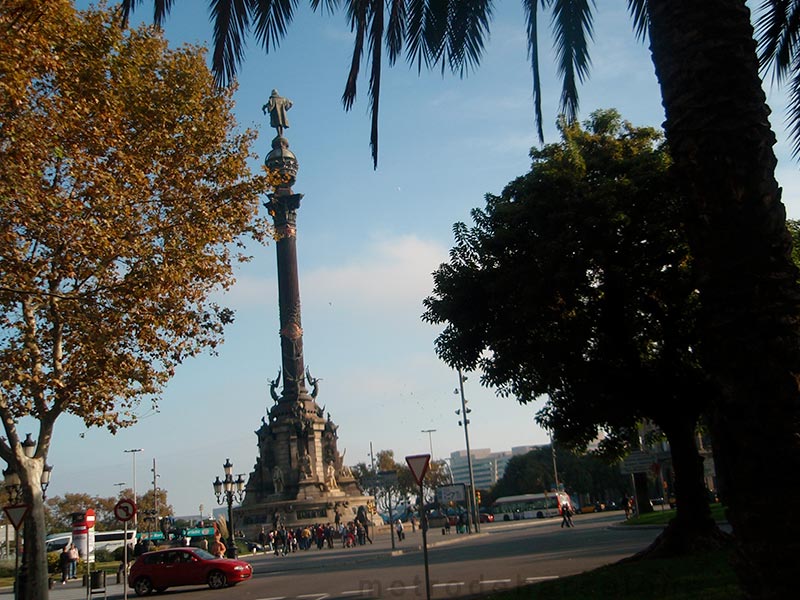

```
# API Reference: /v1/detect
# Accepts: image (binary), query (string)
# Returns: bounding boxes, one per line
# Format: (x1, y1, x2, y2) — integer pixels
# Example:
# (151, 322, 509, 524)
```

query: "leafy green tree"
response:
(424, 109, 723, 556)
(0, 3, 270, 597)
(488, 446, 628, 509)
(123, 1, 800, 592)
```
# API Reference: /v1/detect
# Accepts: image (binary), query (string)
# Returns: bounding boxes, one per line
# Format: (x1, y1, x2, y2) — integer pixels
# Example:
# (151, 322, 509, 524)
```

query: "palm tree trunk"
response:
(647, 1, 800, 597)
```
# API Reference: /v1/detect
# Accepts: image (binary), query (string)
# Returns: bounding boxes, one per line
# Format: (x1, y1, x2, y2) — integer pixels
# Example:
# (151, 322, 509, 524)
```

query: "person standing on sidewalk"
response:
(59, 546, 70, 583)
(67, 543, 79, 579)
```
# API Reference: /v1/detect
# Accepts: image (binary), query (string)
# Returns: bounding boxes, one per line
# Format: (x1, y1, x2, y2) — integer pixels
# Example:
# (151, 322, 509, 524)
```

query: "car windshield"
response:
(191, 548, 216, 560)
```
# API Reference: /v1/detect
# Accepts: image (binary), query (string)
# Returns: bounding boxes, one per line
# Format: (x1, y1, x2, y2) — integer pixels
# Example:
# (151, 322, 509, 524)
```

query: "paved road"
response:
(1, 512, 661, 600)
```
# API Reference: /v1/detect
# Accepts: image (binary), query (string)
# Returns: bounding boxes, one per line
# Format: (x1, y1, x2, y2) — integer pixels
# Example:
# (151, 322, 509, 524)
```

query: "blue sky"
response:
(48, 1, 800, 517)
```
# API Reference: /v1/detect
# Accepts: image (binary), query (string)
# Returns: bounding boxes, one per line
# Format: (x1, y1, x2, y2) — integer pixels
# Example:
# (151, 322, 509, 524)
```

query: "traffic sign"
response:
(436, 483, 466, 503)
(620, 450, 653, 474)
(3, 504, 29, 530)
(114, 499, 136, 522)
(405, 454, 431, 486)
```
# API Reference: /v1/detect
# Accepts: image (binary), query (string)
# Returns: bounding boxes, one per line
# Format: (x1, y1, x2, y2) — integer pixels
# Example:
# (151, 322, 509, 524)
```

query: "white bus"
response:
(491, 492, 573, 521)
(46, 529, 136, 554)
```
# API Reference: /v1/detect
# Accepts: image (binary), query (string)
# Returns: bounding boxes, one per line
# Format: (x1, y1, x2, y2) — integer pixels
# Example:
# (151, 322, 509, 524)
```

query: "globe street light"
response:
(213, 458, 245, 558)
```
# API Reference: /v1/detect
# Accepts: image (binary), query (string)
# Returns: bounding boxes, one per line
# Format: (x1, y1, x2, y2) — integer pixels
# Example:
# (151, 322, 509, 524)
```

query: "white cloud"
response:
(302, 234, 448, 313)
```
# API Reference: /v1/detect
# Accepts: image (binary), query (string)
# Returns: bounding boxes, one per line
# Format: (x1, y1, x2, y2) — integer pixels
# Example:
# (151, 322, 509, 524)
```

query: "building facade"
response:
(449, 446, 543, 490)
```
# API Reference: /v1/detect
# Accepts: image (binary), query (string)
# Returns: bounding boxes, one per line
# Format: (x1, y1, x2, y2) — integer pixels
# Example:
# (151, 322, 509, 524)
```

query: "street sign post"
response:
(406, 454, 431, 600)
(114, 499, 136, 523)
(113, 500, 136, 600)
(2, 505, 28, 530)
(406, 454, 430, 486)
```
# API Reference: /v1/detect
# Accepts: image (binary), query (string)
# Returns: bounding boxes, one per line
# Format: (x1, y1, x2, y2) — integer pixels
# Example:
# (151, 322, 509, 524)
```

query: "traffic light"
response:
(475, 491, 481, 506)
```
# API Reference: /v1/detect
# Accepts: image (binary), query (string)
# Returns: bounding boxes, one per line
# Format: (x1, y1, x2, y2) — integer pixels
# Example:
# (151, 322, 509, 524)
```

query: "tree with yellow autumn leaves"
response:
(0, 2, 272, 597)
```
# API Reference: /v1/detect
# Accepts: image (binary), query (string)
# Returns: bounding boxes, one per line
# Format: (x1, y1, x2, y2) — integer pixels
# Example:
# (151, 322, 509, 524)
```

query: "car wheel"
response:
(133, 578, 153, 597)
(207, 571, 227, 590)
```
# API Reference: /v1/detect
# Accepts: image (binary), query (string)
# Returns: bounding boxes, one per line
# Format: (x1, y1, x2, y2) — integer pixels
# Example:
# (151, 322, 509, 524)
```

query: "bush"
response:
(0, 559, 16, 577)
(47, 552, 61, 574)
(93, 548, 115, 563)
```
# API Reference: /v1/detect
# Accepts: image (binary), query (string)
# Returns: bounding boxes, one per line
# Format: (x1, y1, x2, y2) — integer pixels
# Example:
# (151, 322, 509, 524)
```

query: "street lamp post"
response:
(455, 369, 479, 533)
(213, 459, 245, 558)
(421, 429, 437, 459)
(124, 449, 143, 527)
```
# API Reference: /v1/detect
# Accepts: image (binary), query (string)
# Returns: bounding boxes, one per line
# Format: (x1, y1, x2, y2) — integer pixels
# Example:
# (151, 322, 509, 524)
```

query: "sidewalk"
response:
(0, 527, 485, 599)
(0, 576, 126, 600)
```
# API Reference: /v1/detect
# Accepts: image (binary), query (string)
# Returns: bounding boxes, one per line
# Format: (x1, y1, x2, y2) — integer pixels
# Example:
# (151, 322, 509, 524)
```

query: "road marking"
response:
(432, 582, 464, 588)
(525, 576, 559, 583)
(297, 595, 329, 600)
(479, 579, 512, 585)
(387, 585, 418, 591)
(256, 597, 286, 600)
(340, 592, 370, 597)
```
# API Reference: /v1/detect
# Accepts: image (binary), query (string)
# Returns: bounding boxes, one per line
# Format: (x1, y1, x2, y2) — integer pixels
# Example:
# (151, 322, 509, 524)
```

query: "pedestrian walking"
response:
(560, 503, 574, 528)
(395, 519, 405, 541)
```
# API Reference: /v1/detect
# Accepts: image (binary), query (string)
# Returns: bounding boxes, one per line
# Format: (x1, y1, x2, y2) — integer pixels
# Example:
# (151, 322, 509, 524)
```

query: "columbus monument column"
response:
(237, 91, 371, 531)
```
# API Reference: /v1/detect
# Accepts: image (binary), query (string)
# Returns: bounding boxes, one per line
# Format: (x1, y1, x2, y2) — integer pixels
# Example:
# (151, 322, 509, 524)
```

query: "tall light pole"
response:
(549, 432, 561, 491)
(421, 429, 437, 459)
(455, 369, 479, 533)
(213, 458, 245, 558)
(124, 449, 143, 527)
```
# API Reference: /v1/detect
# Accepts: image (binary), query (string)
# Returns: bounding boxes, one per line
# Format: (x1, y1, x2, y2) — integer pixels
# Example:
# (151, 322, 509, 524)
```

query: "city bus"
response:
(45, 529, 137, 554)
(491, 492, 573, 521)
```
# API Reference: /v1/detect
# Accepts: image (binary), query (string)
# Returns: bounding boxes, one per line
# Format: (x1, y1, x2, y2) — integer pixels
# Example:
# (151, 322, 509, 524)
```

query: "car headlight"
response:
(233, 566, 244, 571)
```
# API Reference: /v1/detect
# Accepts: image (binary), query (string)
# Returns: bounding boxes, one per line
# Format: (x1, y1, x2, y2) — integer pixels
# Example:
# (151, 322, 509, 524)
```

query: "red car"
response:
(128, 547, 253, 595)
(479, 512, 495, 523)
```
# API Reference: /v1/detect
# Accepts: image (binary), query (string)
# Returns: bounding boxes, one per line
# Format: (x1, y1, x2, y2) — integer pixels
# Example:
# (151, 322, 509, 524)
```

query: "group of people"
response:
(255, 520, 375, 555)
(58, 543, 80, 583)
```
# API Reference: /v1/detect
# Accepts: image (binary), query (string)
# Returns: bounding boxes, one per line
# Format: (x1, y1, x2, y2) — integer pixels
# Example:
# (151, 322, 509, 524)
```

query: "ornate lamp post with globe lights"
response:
(212, 459, 245, 558)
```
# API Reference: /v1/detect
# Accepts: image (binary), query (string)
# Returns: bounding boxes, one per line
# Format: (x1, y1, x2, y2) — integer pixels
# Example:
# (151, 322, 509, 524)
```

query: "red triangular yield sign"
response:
(3, 504, 29, 530)
(406, 454, 431, 486)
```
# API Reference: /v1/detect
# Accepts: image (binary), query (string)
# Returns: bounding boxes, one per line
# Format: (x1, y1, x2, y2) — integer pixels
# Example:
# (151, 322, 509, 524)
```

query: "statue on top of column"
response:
(262, 89, 293, 137)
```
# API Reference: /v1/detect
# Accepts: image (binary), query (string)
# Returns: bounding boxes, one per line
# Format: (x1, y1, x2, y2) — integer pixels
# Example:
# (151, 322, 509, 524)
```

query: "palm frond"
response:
(755, 0, 800, 84)
(310, 0, 341, 12)
(550, 0, 595, 124)
(424, 0, 450, 74)
(386, 0, 407, 65)
(406, 0, 428, 73)
(627, 0, 648, 42)
(251, 0, 299, 52)
(153, 0, 176, 25)
(368, 0, 385, 168)
(447, 0, 492, 77)
(120, 0, 175, 26)
(342, 0, 368, 111)
(522, 0, 544, 143)
(210, 0, 252, 86)
(786, 63, 800, 156)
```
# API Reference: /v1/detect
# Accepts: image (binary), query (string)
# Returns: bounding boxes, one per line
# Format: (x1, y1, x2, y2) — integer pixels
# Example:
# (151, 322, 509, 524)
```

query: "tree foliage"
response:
(424, 109, 724, 555)
(0, 2, 272, 597)
(487, 446, 628, 507)
(424, 109, 701, 450)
